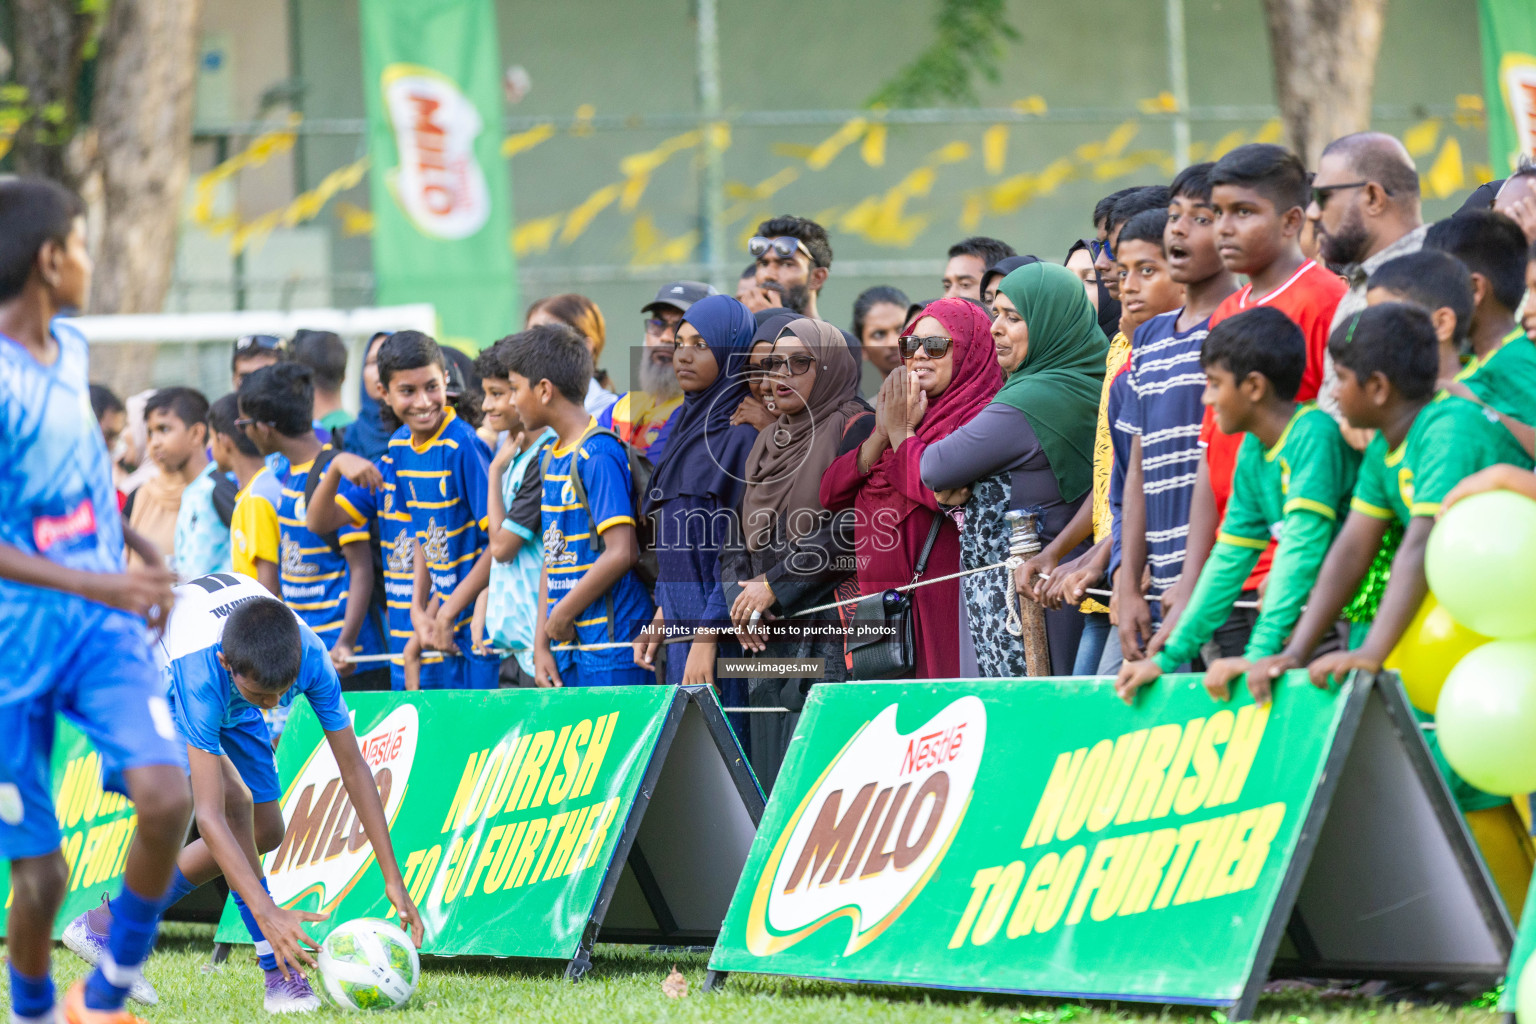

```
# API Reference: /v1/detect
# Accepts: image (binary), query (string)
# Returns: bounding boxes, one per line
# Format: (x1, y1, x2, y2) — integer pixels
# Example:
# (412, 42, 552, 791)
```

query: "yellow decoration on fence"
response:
(570, 103, 597, 136)
(1455, 93, 1487, 129)
(806, 117, 868, 170)
(1011, 96, 1048, 116)
(559, 182, 623, 244)
(502, 123, 556, 158)
(512, 213, 562, 257)
(1252, 119, 1284, 144)
(630, 214, 698, 266)
(1137, 91, 1180, 114)
(861, 123, 887, 167)
(1424, 136, 1466, 200)
(189, 113, 303, 227)
(983, 125, 1009, 175)
(1403, 118, 1442, 158)
(334, 202, 375, 237)
(225, 156, 370, 255)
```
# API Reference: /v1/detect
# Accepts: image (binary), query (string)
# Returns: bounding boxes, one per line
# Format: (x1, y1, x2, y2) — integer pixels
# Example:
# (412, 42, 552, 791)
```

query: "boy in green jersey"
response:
(1364, 249, 1474, 386)
(1249, 303, 1533, 692)
(1424, 209, 1536, 456)
(1117, 307, 1359, 705)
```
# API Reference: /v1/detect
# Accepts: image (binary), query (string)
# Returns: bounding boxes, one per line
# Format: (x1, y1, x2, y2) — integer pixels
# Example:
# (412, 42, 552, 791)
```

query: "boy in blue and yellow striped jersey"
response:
(237, 363, 387, 690)
(378, 331, 497, 688)
(504, 323, 655, 687)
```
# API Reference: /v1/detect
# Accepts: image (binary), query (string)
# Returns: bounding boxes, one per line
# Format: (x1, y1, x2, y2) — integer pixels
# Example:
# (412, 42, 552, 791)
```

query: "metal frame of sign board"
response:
(704, 673, 1515, 1021)
(1263, 676, 1514, 997)
(565, 684, 766, 981)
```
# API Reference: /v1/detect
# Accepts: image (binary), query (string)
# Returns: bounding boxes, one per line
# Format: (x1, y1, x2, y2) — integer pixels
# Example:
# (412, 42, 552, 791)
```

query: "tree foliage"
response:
(865, 0, 1020, 109)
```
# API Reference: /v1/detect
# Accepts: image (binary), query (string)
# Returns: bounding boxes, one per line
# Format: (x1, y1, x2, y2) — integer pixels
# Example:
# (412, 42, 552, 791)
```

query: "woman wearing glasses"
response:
(721, 317, 869, 790)
(921, 262, 1107, 677)
(820, 298, 1002, 680)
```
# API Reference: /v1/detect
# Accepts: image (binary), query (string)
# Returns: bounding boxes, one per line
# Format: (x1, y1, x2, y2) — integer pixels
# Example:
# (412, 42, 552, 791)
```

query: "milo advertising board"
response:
(709, 673, 1512, 1018)
(218, 686, 761, 972)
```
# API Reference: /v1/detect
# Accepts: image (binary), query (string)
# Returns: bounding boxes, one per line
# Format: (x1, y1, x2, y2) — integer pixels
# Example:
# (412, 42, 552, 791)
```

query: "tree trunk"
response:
(1261, 0, 1388, 167)
(86, 0, 204, 315)
(9, 0, 90, 182)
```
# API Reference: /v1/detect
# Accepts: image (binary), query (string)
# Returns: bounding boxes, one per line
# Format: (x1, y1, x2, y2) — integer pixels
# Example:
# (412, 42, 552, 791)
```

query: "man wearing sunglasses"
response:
(1306, 132, 1425, 430)
(751, 215, 832, 320)
(231, 334, 286, 390)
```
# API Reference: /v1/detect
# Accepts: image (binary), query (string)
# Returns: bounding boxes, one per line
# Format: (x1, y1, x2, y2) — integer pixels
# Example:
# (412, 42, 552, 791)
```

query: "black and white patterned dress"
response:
(959, 473, 1030, 676)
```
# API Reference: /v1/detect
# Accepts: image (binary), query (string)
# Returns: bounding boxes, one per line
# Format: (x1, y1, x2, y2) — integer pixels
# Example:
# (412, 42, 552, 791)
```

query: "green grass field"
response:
(10, 924, 1508, 1024)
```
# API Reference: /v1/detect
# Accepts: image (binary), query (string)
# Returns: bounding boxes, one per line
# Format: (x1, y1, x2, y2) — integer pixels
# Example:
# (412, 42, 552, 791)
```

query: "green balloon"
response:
(1435, 639, 1536, 795)
(1427, 490, 1536, 638)
(1520, 951, 1536, 1024)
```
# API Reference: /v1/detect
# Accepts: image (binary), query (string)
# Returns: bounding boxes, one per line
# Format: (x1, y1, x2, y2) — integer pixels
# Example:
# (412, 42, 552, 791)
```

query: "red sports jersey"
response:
(1201, 260, 1346, 588)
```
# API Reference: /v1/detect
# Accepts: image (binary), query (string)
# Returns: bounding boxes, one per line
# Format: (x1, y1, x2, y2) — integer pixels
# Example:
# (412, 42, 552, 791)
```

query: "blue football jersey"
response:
(158, 573, 351, 752)
(389, 409, 490, 640)
(541, 421, 654, 665)
(276, 446, 381, 655)
(0, 321, 138, 701)
(337, 451, 415, 658)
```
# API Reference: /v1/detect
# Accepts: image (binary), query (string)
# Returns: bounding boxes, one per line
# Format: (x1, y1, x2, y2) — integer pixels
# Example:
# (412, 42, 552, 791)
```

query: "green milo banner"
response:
(216, 688, 673, 959)
(0, 723, 139, 936)
(1479, 0, 1536, 175)
(709, 673, 1511, 1014)
(360, 0, 518, 350)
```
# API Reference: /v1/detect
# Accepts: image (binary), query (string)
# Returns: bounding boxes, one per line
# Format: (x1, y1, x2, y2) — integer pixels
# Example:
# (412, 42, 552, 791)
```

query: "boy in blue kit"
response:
(382, 331, 497, 688)
(66, 574, 424, 1013)
(504, 324, 656, 687)
(475, 336, 556, 680)
(0, 177, 192, 1024)
(237, 364, 386, 687)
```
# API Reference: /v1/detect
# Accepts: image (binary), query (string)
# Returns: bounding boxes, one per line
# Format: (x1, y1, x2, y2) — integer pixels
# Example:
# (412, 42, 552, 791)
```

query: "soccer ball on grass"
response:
(315, 918, 419, 1011)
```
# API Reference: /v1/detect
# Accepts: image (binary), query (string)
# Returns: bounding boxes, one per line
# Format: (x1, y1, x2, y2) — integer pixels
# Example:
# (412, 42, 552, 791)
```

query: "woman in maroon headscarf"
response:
(820, 298, 1003, 678)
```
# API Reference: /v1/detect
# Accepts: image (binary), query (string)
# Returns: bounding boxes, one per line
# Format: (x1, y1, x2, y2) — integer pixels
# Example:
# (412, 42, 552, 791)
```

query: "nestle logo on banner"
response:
(901, 724, 966, 776)
(265, 705, 419, 913)
(381, 64, 490, 239)
(33, 498, 95, 552)
(745, 697, 987, 956)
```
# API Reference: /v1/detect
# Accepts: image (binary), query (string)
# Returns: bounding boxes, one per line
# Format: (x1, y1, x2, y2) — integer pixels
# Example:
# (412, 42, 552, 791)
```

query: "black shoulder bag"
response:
(846, 512, 945, 680)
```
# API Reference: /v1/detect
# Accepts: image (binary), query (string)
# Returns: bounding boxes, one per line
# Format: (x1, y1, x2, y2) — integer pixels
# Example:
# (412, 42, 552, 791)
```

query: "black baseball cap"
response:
(981, 255, 1041, 296)
(642, 280, 716, 315)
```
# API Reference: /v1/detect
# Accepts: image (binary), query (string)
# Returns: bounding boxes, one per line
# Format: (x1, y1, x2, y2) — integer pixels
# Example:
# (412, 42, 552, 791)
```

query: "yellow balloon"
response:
(1385, 596, 1492, 712)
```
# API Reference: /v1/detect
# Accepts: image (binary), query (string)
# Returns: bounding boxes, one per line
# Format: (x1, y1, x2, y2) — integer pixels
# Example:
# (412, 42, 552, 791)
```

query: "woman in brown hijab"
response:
(721, 318, 872, 790)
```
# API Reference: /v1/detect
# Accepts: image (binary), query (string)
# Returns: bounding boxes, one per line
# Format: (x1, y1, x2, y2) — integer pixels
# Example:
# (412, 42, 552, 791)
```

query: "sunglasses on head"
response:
(233, 334, 284, 356)
(899, 335, 954, 360)
(748, 235, 811, 261)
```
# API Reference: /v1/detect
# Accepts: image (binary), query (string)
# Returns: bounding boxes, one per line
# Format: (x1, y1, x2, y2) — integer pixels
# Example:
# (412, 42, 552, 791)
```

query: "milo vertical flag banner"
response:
(215, 687, 763, 973)
(708, 674, 1512, 1018)
(360, 0, 517, 350)
(1479, 0, 1536, 175)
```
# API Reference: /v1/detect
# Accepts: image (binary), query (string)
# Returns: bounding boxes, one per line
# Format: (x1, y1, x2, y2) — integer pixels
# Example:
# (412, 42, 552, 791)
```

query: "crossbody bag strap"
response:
(906, 511, 946, 586)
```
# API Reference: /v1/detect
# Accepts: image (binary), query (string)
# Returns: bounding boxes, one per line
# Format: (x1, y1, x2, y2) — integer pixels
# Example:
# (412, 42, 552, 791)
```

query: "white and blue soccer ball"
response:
(315, 918, 420, 1011)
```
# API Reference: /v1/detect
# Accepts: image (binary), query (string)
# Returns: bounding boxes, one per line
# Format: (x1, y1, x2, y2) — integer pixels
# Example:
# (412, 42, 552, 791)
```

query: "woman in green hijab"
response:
(920, 260, 1107, 676)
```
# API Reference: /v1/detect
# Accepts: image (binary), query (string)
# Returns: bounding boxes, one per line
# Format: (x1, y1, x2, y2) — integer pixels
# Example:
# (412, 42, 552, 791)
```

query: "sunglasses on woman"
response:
(757, 353, 817, 376)
(899, 335, 953, 360)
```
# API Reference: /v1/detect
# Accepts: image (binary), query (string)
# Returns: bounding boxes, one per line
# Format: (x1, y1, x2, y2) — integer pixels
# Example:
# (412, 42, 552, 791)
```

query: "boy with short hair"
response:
(290, 329, 354, 444)
(1104, 207, 1189, 661)
(65, 576, 424, 1013)
(1116, 307, 1359, 704)
(231, 334, 285, 391)
(504, 323, 656, 687)
(167, 390, 238, 581)
(474, 336, 556, 681)
(0, 176, 191, 1024)
(1365, 249, 1476, 383)
(223, 385, 284, 596)
(126, 387, 210, 572)
(1160, 143, 1347, 659)
(1250, 303, 1532, 687)
(1424, 210, 1536, 456)
(238, 364, 386, 684)
(380, 331, 497, 688)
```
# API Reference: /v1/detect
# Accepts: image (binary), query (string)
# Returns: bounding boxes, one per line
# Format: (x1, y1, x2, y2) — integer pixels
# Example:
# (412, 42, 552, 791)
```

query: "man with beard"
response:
(600, 280, 709, 456)
(1307, 132, 1425, 432)
(751, 215, 832, 319)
